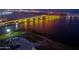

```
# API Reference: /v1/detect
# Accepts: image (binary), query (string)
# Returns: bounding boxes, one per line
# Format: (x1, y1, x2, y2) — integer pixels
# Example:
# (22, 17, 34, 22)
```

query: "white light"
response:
(16, 22, 18, 29)
(6, 29, 11, 32)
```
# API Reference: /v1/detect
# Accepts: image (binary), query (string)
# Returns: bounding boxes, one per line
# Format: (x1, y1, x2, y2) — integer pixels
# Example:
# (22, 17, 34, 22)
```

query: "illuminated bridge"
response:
(0, 14, 63, 34)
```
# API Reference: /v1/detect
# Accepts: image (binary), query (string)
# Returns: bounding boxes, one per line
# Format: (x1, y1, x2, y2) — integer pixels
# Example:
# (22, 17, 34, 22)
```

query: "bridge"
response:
(0, 14, 61, 33)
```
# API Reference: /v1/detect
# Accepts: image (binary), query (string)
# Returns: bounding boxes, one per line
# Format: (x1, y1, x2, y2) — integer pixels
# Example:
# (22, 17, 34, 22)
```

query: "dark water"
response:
(53, 17, 79, 49)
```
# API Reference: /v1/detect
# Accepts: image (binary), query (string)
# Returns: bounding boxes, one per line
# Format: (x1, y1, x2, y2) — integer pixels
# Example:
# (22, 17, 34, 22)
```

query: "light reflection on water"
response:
(18, 16, 61, 34)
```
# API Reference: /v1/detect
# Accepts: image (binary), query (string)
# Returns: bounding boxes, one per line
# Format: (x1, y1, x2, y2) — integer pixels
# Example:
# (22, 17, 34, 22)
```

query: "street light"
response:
(6, 29, 11, 33)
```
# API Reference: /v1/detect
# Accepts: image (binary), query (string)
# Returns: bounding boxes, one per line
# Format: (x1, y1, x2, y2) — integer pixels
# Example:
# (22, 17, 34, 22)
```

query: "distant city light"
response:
(6, 9, 40, 13)
(0, 11, 13, 15)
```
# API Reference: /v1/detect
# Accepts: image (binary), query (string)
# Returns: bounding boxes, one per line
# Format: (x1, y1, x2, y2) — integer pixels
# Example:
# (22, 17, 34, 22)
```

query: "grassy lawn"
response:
(23, 32, 43, 43)
(0, 31, 23, 40)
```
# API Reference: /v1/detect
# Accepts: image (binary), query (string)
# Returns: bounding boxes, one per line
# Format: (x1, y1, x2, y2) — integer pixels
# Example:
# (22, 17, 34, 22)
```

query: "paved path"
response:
(10, 37, 38, 50)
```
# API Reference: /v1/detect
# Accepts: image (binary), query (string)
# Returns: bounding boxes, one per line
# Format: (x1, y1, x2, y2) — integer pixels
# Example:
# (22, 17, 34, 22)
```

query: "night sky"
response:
(34, 9, 79, 13)
(0, 9, 79, 13)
